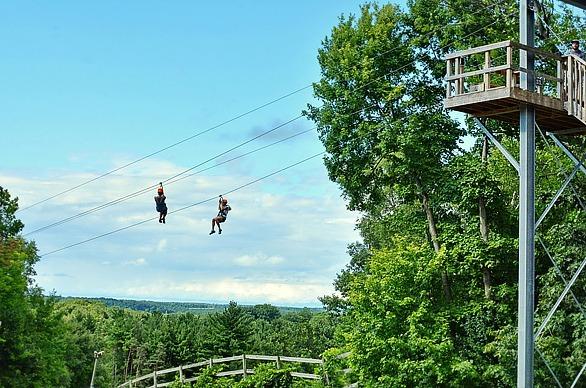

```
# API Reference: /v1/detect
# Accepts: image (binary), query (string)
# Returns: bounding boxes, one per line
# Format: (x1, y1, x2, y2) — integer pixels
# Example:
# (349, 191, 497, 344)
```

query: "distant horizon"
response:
(54, 294, 325, 309)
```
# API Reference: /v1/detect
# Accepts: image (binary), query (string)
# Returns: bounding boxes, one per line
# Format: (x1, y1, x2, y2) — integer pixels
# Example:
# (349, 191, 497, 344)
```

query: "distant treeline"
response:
(55, 296, 323, 315)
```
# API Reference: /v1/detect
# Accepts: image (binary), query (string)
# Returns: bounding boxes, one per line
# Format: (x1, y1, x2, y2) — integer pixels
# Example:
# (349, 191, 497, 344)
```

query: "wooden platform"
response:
(445, 86, 586, 135)
(444, 40, 586, 136)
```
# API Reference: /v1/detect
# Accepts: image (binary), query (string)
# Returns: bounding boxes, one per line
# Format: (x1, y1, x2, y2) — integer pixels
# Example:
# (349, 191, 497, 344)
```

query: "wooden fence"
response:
(445, 40, 565, 100)
(117, 354, 326, 387)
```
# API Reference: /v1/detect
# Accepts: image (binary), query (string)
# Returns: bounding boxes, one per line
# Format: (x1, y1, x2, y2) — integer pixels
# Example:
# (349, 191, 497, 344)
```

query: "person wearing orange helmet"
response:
(209, 195, 231, 235)
(154, 183, 167, 223)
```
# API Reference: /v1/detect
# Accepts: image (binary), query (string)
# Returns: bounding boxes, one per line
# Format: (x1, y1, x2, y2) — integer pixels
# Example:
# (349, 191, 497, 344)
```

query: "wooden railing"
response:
(445, 40, 564, 101)
(117, 354, 326, 387)
(565, 54, 586, 122)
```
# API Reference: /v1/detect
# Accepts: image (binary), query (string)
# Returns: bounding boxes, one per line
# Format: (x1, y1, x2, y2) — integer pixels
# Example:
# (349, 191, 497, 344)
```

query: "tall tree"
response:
(0, 187, 71, 387)
(209, 301, 253, 356)
(305, 3, 462, 301)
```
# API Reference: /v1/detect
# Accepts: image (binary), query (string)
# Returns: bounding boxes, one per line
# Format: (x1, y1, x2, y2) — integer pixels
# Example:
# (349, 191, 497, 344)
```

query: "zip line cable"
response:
(23, 8, 514, 237)
(40, 152, 325, 257)
(25, 125, 314, 236)
(535, 5, 569, 52)
(535, 2, 586, 53)
(16, 86, 311, 214)
(16, 0, 504, 214)
(167, 129, 314, 184)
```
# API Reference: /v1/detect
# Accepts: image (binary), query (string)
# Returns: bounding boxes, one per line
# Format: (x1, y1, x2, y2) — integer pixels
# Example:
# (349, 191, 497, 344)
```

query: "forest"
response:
(2, 0, 586, 387)
(55, 297, 321, 315)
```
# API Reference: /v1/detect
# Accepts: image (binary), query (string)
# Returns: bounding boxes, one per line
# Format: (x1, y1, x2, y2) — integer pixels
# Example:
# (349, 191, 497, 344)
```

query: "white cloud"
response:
(324, 217, 356, 225)
(157, 239, 167, 251)
(234, 253, 285, 267)
(123, 278, 331, 305)
(125, 258, 147, 266)
(3, 156, 361, 307)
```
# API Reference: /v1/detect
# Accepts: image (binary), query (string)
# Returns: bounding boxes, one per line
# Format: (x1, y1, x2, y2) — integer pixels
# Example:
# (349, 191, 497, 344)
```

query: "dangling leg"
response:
(162, 209, 167, 224)
(159, 212, 163, 223)
(209, 218, 216, 234)
(218, 217, 225, 234)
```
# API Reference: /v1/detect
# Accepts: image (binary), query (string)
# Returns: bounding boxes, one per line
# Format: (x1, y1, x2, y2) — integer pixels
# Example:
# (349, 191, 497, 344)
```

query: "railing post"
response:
(507, 45, 513, 88)
(458, 57, 464, 94)
(153, 369, 157, 388)
(323, 359, 330, 386)
(568, 56, 574, 115)
(484, 50, 491, 91)
(242, 354, 247, 379)
(276, 355, 281, 369)
(455, 57, 461, 95)
(578, 62, 586, 121)
(575, 58, 581, 119)
(557, 58, 562, 99)
(179, 364, 184, 383)
(446, 59, 452, 98)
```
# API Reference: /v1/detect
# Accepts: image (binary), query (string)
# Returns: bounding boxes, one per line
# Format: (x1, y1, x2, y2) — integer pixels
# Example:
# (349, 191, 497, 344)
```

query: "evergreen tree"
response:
(209, 301, 254, 356)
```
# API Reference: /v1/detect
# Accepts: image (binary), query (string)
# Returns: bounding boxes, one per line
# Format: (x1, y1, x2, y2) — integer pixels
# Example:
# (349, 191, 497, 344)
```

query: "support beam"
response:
(537, 236, 586, 321)
(536, 347, 563, 388)
(535, 158, 583, 229)
(473, 118, 520, 172)
(534, 257, 586, 339)
(518, 1, 535, 386)
(548, 133, 586, 175)
(571, 362, 586, 388)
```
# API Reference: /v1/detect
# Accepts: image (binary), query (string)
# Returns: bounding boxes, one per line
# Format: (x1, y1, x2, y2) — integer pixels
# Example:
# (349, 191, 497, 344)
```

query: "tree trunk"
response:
(479, 136, 492, 299)
(418, 179, 452, 302)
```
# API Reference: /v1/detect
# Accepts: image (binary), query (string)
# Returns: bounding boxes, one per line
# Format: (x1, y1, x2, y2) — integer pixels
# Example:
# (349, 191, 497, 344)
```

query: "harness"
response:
(218, 205, 231, 218)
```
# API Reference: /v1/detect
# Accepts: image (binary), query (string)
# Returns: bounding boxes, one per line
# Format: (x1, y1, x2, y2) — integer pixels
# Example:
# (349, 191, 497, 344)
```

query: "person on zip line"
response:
(154, 183, 167, 224)
(210, 196, 231, 235)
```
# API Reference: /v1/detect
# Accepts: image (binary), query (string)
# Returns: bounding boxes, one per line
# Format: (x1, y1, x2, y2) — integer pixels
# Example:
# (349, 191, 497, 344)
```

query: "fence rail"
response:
(445, 40, 565, 101)
(117, 354, 325, 387)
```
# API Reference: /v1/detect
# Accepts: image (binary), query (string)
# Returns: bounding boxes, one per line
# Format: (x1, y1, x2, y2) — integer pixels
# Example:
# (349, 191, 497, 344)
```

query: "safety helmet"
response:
(157, 187, 164, 194)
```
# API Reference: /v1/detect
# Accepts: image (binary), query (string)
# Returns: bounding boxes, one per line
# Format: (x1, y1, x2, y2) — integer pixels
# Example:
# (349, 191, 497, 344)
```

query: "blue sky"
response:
(0, 1, 405, 306)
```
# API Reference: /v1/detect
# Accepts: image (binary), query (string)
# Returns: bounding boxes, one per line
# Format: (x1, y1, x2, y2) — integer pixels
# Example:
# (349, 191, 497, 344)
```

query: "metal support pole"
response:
(90, 351, 104, 388)
(518, 1, 535, 387)
(90, 358, 98, 388)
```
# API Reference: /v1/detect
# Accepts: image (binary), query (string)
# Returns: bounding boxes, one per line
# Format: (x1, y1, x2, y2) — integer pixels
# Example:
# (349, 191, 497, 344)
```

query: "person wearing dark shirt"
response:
(569, 40, 585, 60)
(154, 183, 167, 224)
(210, 196, 231, 235)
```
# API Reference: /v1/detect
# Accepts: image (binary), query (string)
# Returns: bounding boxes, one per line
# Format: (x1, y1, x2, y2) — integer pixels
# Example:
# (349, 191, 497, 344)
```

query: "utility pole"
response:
(90, 350, 104, 388)
(518, 0, 535, 387)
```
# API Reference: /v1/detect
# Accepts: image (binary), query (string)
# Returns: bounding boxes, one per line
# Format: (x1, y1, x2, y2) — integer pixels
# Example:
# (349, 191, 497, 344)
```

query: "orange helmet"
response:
(157, 187, 164, 194)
